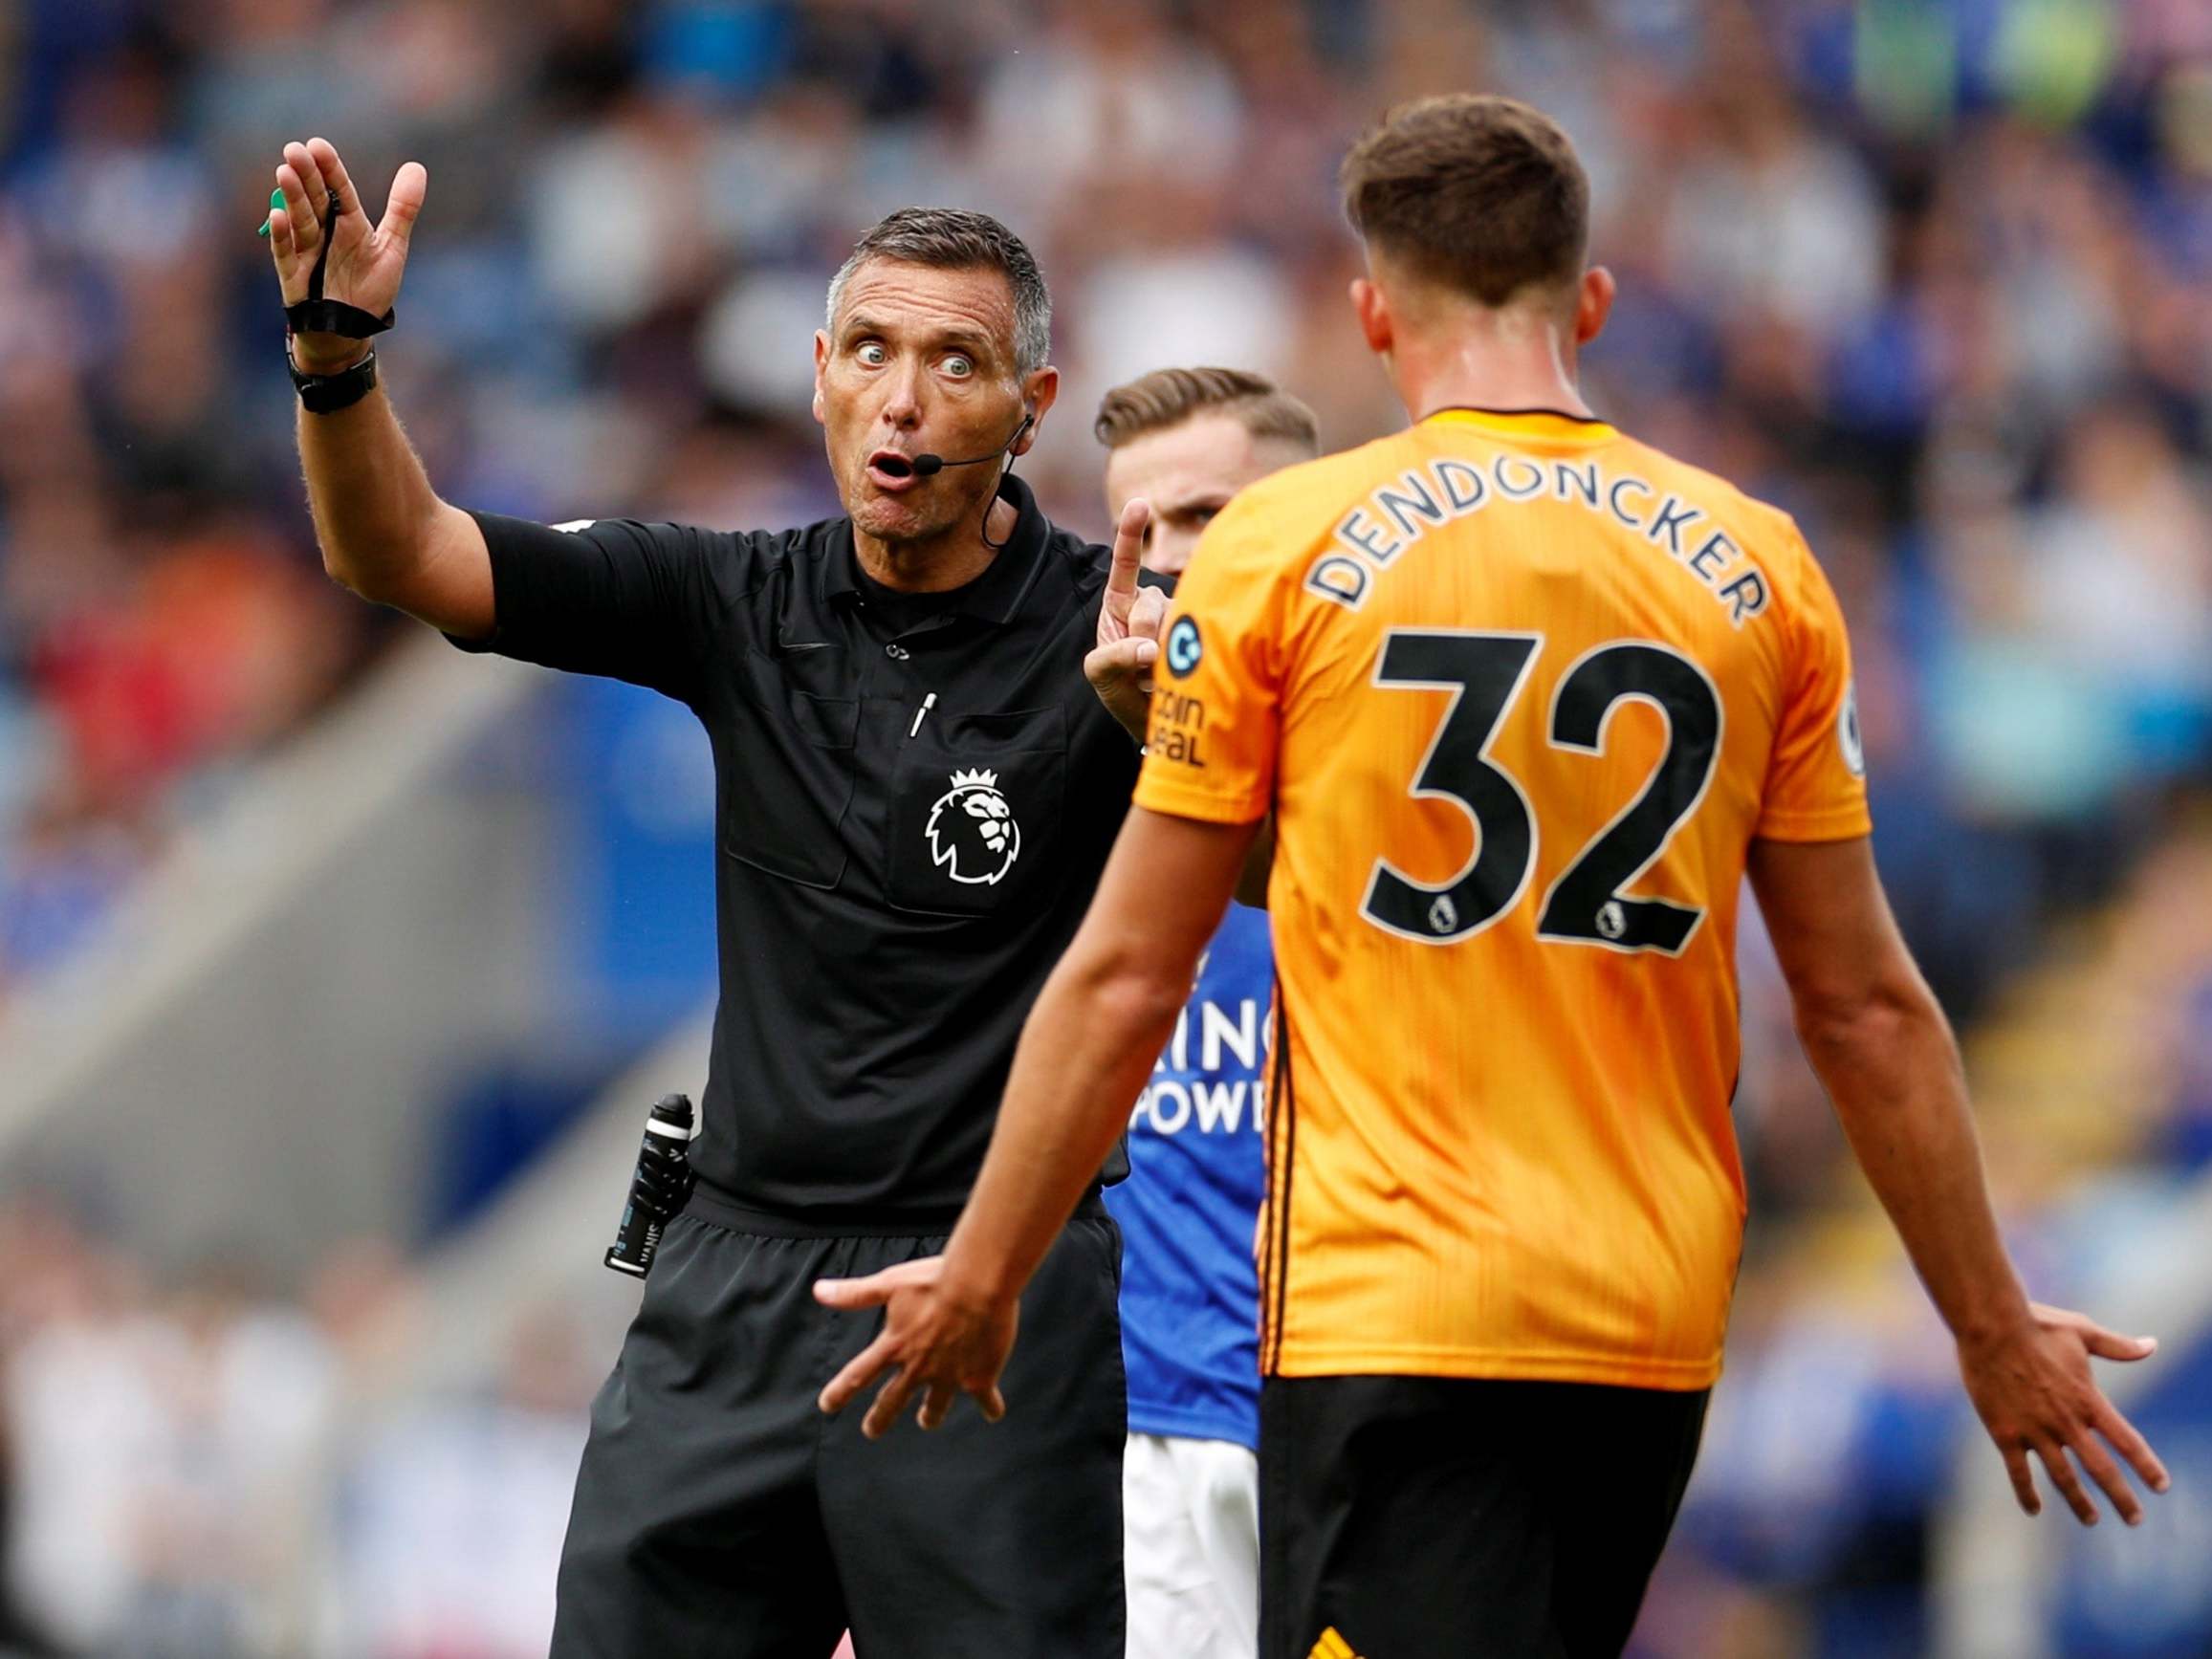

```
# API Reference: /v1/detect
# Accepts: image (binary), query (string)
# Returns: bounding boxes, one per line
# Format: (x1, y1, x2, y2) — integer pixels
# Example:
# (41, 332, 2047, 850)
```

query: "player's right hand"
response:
(266, 137, 426, 372)
(1959, 1301, 2170, 1525)
(813, 1255, 1018, 1439)
(1084, 499, 1165, 745)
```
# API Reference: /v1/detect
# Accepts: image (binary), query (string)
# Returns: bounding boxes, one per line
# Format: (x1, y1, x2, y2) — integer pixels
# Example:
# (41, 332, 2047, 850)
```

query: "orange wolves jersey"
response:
(1135, 407, 1871, 1389)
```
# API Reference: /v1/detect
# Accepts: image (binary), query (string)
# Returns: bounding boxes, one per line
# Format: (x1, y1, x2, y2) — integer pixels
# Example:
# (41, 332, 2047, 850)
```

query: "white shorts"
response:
(1124, 1430, 1259, 1659)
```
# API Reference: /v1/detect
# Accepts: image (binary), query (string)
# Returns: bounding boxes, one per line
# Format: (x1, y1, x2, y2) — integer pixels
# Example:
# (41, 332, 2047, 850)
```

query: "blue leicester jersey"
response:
(1104, 901, 1271, 1450)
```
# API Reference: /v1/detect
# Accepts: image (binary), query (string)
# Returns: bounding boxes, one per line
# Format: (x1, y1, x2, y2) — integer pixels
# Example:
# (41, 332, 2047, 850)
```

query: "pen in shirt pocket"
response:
(908, 692, 937, 739)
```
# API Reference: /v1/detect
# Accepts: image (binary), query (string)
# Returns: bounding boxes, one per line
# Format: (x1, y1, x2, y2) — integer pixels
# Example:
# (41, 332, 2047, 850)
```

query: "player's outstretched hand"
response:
(1085, 498, 1166, 744)
(1959, 1301, 2170, 1525)
(266, 137, 426, 372)
(814, 1256, 1018, 1439)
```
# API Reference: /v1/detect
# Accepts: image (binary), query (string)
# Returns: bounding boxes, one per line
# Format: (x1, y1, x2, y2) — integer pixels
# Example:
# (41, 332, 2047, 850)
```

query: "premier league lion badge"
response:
(925, 768, 1021, 885)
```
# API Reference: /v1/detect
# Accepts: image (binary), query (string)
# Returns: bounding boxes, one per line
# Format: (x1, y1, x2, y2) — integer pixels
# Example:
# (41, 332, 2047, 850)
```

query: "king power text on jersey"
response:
(1131, 993, 1269, 1136)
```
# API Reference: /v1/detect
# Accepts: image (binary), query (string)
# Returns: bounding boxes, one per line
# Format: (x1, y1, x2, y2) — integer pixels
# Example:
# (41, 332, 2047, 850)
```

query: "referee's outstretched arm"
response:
(1749, 834, 2171, 1527)
(266, 137, 494, 641)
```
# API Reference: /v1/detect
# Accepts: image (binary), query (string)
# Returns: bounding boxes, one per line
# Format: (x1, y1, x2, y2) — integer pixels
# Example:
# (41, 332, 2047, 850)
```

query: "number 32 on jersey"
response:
(1361, 630, 1721, 955)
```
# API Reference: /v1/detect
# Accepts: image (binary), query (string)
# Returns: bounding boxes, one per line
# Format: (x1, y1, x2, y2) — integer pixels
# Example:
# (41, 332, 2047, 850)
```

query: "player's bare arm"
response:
(815, 805, 1257, 1436)
(267, 136, 493, 639)
(1748, 835, 2171, 1526)
(1232, 816, 1275, 908)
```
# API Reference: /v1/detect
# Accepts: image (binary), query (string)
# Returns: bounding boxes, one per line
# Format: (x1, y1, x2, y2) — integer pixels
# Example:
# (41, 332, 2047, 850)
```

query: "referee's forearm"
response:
(297, 388, 452, 600)
(944, 950, 1186, 1306)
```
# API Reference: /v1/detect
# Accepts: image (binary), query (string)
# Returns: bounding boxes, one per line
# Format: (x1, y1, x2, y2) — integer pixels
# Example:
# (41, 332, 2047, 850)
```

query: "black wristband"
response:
(288, 342, 379, 414)
(285, 296, 395, 338)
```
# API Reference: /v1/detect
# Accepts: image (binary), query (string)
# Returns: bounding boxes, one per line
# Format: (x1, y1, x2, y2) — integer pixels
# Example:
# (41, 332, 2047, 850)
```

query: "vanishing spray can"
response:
(602, 1093, 696, 1277)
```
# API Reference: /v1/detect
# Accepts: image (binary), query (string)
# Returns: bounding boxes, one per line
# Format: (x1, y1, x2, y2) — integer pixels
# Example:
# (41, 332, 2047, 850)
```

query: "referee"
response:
(265, 138, 1165, 1656)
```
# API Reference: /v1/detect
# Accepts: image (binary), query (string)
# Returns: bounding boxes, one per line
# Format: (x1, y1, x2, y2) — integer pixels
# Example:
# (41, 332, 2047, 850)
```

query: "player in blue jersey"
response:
(1093, 368, 1320, 1659)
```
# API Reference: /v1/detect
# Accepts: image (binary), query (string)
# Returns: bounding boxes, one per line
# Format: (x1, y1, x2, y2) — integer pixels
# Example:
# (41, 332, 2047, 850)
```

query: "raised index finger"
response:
(1107, 499, 1149, 601)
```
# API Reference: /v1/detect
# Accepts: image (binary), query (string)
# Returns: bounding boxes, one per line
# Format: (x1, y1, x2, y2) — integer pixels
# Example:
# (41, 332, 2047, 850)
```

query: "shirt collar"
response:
(821, 473, 1048, 626)
(1420, 405, 1618, 443)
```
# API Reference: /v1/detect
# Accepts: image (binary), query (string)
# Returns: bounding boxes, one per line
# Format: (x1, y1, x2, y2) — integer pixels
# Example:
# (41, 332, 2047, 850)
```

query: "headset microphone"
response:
(910, 412, 1034, 477)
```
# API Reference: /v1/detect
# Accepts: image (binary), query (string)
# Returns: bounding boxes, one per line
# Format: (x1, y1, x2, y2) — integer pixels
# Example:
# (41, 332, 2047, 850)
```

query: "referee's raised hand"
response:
(266, 138, 426, 371)
(1084, 498, 1166, 743)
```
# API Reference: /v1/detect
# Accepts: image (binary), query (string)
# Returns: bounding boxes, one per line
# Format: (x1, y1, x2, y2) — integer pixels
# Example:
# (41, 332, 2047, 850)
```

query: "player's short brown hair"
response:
(1093, 366, 1321, 454)
(1340, 94, 1589, 307)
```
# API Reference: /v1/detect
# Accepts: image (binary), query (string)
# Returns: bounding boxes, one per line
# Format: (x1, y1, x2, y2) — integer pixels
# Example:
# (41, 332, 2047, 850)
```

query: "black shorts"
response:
(1259, 1375, 1709, 1659)
(552, 1196, 1127, 1658)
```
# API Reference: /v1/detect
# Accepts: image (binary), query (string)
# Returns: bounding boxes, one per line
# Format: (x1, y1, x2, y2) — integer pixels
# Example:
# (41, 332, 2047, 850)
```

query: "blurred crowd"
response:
(0, 1198, 596, 1657)
(2, 0, 2210, 1652)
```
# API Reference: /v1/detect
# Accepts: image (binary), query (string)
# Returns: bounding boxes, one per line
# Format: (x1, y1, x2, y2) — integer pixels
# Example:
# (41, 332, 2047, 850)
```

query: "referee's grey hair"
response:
(824, 207, 1052, 378)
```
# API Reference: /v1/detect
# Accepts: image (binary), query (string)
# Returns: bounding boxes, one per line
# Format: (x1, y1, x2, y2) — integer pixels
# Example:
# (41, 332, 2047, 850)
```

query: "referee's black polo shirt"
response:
(451, 475, 1150, 1223)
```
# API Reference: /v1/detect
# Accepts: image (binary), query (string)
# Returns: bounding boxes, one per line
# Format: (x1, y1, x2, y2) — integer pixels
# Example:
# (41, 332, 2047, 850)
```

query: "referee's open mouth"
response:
(866, 449, 925, 491)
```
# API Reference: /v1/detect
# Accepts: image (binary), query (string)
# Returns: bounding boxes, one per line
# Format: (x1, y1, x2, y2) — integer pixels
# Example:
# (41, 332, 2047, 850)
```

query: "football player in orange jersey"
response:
(819, 95, 2171, 1659)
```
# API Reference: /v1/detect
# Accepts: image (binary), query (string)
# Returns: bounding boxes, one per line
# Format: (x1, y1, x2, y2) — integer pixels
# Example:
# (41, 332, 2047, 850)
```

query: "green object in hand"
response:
(257, 186, 282, 238)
